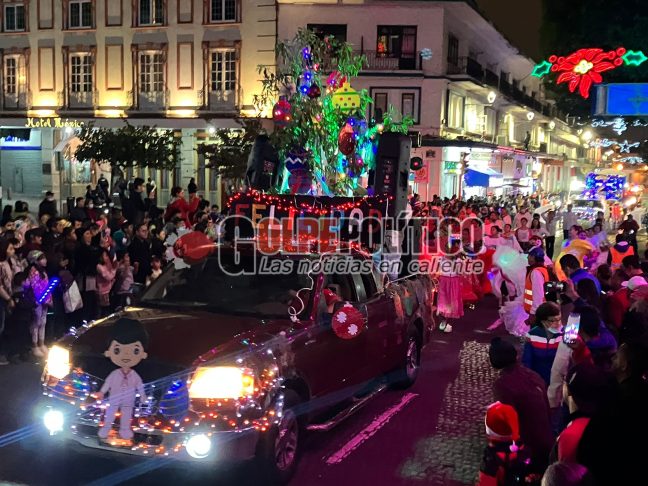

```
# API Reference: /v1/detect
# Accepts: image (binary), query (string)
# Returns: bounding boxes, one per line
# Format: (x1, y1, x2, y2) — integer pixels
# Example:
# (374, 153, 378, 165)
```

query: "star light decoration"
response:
(531, 47, 648, 99)
(619, 140, 641, 153)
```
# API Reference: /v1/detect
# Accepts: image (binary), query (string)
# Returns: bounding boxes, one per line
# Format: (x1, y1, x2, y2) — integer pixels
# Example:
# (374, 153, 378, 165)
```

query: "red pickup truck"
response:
(41, 247, 434, 483)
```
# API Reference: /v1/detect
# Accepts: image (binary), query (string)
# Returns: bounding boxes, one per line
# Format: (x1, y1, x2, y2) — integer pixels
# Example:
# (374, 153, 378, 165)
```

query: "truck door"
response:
(351, 271, 399, 378)
(293, 273, 372, 400)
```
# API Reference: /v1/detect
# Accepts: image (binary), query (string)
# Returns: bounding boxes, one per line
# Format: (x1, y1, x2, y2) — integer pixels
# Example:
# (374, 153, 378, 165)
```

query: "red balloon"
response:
(337, 123, 356, 156)
(173, 231, 215, 265)
(331, 303, 366, 339)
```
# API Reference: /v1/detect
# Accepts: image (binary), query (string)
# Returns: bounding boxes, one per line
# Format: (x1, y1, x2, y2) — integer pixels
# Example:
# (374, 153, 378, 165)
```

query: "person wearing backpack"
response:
(478, 401, 539, 486)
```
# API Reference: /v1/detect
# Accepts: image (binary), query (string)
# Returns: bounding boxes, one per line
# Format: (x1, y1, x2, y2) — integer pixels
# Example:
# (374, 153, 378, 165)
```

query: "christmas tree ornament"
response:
(272, 99, 291, 126)
(307, 83, 321, 99)
(326, 71, 347, 91)
(346, 154, 365, 178)
(331, 303, 366, 339)
(288, 169, 313, 195)
(332, 82, 361, 113)
(338, 123, 357, 156)
(284, 147, 311, 173)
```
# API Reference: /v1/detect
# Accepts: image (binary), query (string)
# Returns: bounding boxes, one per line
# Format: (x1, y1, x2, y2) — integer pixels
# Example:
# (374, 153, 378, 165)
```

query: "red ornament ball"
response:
(332, 303, 366, 339)
(272, 99, 291, 126)
(337, 123, 356, 156)
(307, 84, 321, 99)
(173, 231, 215, 265)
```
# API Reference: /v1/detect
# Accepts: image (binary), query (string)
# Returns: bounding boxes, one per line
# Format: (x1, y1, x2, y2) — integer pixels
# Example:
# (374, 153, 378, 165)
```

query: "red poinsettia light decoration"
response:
(550, 47, 626, 99)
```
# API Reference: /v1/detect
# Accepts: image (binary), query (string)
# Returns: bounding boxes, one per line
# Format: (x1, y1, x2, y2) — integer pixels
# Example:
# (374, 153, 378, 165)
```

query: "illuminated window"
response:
(210, 50, 236, 92)
(4, 4, 25, 32)
(447, 91, 464, 129)
(4, 57, 17, 94)
(211, 0, 236, 23)
(69, 0, 92, 28)
(70, 54, 93, 92)
(138, 0, 164, 25)
(376, 26, 416, 58)
(139, 52, 164, 93)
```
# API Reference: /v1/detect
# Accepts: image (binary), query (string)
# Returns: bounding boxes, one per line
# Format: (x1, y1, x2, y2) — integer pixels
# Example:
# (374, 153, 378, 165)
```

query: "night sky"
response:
(476, 0, 543, 61)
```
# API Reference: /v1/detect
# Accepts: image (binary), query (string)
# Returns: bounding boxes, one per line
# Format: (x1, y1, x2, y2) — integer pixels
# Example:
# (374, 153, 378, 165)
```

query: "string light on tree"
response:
(256, 28, 412, 196)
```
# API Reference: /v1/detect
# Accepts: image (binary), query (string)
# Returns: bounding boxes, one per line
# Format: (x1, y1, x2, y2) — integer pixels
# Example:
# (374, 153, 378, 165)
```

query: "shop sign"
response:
(443, 161, 461, 173)
(25, 117, 83, 129)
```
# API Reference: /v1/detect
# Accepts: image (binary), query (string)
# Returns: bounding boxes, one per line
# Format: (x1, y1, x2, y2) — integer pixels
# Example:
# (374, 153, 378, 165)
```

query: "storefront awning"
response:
(464, 167, 503, 187)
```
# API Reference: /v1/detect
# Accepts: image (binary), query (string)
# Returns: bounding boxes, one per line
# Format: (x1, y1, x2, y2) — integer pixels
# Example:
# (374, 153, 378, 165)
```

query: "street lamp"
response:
(526, 111, 535, 121)
(582, 130, 593, 141)
(487, 91, 497, 104)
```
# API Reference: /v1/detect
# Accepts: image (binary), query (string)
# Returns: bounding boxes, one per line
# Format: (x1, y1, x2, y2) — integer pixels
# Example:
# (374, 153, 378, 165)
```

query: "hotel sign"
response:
(25, 117, 83, 128)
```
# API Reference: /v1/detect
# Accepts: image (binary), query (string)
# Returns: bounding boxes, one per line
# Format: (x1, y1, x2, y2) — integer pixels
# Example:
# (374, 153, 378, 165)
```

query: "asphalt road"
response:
(0, 297, 503, 486)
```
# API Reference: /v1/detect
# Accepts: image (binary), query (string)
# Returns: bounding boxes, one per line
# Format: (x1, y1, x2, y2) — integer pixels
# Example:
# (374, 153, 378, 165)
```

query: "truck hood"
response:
(70, 306, 287, 382)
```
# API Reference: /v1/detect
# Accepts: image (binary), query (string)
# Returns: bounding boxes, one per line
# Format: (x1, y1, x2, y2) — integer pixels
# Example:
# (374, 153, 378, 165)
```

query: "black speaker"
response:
(372, 132, 411, 218)
(246, 135, 279, 191)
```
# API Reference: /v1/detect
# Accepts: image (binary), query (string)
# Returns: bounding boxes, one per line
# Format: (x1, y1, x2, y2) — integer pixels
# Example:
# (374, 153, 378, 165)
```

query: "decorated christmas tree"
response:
(255, 29, 413, 196)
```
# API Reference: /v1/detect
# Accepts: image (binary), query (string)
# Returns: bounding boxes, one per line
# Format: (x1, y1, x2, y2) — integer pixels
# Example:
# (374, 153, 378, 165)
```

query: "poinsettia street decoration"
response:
(531, 47, 648, 99)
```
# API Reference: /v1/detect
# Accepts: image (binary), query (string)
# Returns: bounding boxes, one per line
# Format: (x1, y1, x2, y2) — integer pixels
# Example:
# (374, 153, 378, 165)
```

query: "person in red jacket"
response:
(164, 186, 200, 227)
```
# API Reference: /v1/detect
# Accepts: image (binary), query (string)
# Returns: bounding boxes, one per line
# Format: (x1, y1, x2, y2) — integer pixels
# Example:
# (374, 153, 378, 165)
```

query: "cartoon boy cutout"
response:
(95, 318, 148, 441)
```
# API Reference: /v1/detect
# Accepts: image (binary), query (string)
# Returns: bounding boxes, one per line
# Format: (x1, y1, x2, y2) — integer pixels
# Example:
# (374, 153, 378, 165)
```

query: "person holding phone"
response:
(548, 305, 617, 413)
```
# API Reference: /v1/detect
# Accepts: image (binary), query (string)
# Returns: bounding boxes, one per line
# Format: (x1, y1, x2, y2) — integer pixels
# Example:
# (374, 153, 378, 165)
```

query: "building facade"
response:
(0, 0, 276, 208)
(278, 0, 599, 200)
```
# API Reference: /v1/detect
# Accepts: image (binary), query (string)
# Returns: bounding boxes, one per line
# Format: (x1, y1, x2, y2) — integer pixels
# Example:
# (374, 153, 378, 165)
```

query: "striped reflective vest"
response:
(523, 266, 550, 313)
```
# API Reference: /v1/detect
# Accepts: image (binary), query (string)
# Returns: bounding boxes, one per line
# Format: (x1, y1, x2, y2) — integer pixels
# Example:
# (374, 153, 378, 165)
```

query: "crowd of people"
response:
(0, 182, 646, 484)
(0, 177, 223, 364)
(410, 194, 648, 485)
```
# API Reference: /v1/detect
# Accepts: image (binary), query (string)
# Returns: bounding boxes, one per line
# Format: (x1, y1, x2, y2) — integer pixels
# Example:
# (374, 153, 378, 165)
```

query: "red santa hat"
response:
(484, 401, 520, 446)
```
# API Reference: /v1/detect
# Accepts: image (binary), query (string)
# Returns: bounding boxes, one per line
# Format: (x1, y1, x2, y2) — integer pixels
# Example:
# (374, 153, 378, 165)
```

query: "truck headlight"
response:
(46, 346, 71, 379)
(189, 366, 255, 399)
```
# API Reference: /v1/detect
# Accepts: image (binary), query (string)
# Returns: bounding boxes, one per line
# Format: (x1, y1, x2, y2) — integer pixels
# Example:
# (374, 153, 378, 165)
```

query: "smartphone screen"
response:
(564, 312, 580, 344)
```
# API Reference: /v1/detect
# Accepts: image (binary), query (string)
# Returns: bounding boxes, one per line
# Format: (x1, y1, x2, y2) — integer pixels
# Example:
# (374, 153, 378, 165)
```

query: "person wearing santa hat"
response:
(478, 401, 536, 486)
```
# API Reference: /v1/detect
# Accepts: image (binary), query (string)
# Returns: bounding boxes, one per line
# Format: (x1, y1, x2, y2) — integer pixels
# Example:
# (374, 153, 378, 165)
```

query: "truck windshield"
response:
(141, 254, 312, 317)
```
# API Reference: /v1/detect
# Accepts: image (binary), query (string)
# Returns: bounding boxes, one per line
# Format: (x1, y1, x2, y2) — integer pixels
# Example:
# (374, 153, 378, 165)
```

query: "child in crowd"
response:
(96, 250, 116, 317)
(26, 250, 51, 357)
(114, 252, 134, 308)
(478, 401, 535, 486)
(146, 257, 163, 287)
(4, 272, 35, 363)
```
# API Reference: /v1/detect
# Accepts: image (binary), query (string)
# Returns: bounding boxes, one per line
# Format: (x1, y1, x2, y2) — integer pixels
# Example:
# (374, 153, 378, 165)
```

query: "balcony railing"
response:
(199, 87, 238, 113)
(2, 88, 31, 110)
(358, 50, 421, 71)
(128, 88, 169, 112)
(67, 90, 97, 110)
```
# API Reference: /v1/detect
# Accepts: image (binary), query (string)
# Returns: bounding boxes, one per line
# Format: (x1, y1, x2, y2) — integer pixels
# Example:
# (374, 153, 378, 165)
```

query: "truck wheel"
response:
(391, 326, 421, 389)
(255, 389, 302, 484)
